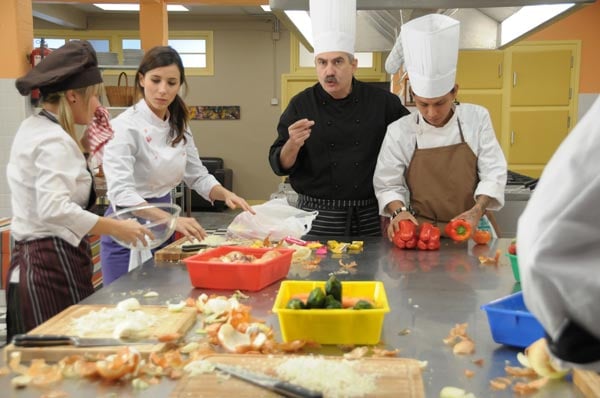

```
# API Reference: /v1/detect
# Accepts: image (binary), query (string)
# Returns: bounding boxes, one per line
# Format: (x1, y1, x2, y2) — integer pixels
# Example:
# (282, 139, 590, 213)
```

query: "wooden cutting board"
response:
(3, 304, 197, 362)
(574, 369, 600, 398)
(170, 354, 425, 398)
(154, 237, 198, 262)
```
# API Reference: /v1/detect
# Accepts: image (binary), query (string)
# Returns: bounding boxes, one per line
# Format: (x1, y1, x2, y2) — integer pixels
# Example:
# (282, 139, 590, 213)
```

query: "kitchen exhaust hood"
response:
(269, 0, 593, 52)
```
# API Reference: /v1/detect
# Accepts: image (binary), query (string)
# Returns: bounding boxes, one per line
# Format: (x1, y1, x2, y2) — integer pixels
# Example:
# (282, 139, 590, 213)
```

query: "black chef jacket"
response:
(269, 79, 409, 200)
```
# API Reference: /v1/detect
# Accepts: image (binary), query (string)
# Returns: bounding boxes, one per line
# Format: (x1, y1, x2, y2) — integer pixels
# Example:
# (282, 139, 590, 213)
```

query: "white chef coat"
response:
(6, 113, 99, 247)
(518, 97, 600, 370)
(103, 99, 220, 207)
(374, 103, 507, 215)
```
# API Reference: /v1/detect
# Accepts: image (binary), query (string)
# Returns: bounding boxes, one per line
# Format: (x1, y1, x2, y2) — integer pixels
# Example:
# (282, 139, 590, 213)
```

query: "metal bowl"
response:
(107, 203, 181, 249)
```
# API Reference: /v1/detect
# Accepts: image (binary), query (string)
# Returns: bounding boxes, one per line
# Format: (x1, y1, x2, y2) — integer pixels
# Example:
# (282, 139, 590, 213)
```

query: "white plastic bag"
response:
(227, 198, 318, 240)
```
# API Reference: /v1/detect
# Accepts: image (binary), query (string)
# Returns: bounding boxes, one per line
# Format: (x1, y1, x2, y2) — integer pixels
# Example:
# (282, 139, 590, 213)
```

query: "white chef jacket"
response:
(6, 113, 99, 247)
(518, 97, 600, 370)
(374, 103, 507, 215)
(103, 99, 220, 207)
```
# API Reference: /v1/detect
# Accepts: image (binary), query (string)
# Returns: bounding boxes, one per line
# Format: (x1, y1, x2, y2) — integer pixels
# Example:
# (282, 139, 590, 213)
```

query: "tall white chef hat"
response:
(310, 0, 356, 57)
(401, 14, 460, 98)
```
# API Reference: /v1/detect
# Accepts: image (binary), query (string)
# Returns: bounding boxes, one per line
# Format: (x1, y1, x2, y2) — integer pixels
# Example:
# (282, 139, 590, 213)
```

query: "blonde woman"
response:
(6, 40, 151, 338)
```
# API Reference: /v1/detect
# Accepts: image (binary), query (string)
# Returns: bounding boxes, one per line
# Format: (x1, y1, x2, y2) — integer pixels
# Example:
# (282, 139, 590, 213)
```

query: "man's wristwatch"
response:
(390, 206, 411, 220)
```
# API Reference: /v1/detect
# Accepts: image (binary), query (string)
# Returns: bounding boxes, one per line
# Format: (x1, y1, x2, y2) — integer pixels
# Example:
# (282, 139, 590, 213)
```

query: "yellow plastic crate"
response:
(272, 280, 390, 345)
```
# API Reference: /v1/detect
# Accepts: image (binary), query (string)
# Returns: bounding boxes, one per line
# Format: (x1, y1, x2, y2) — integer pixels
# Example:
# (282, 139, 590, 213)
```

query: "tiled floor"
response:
(0, 209, 240, 347)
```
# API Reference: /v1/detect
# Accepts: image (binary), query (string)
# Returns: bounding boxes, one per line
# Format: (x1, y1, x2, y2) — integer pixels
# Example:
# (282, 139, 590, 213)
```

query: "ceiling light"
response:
(500, 3, 574, 46)
(285, 10, 313, 47)
(93, 4, 189, 12)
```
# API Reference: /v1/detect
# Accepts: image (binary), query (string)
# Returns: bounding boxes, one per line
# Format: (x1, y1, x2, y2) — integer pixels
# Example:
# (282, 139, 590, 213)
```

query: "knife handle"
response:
(12, 334, 75, 347)
(272, 381, 323, 398)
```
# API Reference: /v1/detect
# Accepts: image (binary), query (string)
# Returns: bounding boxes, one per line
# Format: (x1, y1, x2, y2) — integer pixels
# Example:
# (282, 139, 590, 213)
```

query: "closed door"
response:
(508, 109, 570, 164)
(510, 50, 572, 106)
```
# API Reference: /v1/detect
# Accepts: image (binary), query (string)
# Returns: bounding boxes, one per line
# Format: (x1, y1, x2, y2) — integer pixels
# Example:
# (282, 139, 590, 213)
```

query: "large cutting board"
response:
(3, 304, 197, 362)
(574, 369, 600, 398)
(170, 354, 425, 398)
(154, 237, 198, 262)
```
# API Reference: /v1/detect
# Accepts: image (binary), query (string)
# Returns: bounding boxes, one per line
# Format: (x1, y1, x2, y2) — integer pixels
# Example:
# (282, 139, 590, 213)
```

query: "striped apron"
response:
(100, 193, 175, 286)
(7, 238, 95, 340)
(296, 194, 381, 237)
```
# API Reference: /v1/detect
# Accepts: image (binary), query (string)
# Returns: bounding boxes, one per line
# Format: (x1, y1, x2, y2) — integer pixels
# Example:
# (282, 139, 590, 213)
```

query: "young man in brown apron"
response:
(374, 14, 507, 241)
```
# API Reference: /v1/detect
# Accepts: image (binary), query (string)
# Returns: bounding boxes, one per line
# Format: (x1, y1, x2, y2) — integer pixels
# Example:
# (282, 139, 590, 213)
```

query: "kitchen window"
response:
(33, 30, 214, 76)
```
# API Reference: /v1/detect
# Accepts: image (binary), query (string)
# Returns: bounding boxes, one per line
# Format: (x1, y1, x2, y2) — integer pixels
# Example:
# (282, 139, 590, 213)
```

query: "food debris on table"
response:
(443, 323, 475, 355)
(478, 249, 501, 266)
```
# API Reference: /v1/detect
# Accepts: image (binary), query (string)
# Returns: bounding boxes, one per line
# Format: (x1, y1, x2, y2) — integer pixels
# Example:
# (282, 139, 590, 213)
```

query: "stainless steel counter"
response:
(1, 237, 584, 398)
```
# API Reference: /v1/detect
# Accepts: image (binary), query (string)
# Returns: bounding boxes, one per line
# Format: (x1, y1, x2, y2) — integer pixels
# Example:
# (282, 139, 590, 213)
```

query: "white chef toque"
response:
(310, 0, 356, 56)
(401, 14, 460, 98)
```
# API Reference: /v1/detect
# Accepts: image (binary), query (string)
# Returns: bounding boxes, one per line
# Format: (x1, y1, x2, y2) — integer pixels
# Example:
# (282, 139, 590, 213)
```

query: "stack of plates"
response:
(123, 49, 144, 66)
(96, 52, 119, 66)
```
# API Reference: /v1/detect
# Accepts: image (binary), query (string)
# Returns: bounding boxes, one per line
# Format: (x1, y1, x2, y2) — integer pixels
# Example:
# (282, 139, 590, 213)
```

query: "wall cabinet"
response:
(508, 109, 570, 164)
(456, 50, 503, 89)
(456, 92, 503, 143)
(505, 42, 578, 177)
(510, 49, 572, 106)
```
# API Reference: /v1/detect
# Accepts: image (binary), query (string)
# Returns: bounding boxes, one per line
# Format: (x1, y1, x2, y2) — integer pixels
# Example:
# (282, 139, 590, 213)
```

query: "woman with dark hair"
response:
(6, 40, 151, 338)
(101, 46, 253, 285)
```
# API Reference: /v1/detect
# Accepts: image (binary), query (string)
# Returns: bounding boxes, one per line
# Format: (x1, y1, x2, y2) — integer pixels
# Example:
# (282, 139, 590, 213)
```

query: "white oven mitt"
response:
(128, 246, 153, 272)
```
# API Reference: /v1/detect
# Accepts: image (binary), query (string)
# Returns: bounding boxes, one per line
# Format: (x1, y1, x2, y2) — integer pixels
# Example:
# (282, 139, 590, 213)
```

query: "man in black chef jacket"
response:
(268, 0, 409, 237)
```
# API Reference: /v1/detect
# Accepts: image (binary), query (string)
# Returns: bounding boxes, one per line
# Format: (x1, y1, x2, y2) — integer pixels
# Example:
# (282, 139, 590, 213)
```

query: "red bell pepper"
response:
(445, 219, 472, 242)
(393, 220, 417, 249)
(405, 236, 418, 249)
(417, 223, 441, 251)
(418, 222, 433, 242)
(392, 233, 406, 249)
(398, 220, 417, 241)
(394, 221, 440, 251)
(427, 227, 441, 250)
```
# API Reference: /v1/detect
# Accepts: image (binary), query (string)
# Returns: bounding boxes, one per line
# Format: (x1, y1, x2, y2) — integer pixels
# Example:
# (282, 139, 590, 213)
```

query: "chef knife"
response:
(12, 334, 158, 348)
(214, 363, 322, 398)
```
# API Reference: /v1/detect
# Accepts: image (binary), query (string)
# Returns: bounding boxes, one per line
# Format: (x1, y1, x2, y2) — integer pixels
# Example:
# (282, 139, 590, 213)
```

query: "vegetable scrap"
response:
(478, 249, 501, 266)
(443, 323, 475, 355)
(327, 240, 364, 253)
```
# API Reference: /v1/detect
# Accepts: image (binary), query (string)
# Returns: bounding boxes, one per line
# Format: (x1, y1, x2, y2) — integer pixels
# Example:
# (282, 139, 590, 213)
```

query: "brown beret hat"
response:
(16, 40, 103, 96)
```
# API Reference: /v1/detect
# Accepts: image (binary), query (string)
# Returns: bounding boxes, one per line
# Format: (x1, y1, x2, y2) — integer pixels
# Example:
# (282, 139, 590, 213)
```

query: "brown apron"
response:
(405, 114, 498, 234)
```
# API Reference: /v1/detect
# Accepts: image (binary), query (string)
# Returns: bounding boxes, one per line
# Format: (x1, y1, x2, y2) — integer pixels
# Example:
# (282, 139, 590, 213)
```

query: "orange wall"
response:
(526, 0, 600, 93)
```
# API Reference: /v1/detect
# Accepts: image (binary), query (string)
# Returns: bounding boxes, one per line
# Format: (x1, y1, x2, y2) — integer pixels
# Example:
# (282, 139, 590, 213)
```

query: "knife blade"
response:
(214, 363, 322, 398)
(12, 334, 159, 347)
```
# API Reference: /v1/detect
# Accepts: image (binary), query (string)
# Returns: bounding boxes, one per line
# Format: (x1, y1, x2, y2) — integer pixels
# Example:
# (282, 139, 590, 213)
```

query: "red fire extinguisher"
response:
(29, 38, 52, 106)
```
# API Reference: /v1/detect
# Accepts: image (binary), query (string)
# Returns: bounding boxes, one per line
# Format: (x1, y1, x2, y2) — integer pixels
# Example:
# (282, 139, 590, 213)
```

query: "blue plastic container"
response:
(481, 291, 545, 348)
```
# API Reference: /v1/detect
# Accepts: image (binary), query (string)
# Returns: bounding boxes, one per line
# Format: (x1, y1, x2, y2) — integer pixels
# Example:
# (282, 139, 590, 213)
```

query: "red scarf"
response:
(85, 106, 114, 165)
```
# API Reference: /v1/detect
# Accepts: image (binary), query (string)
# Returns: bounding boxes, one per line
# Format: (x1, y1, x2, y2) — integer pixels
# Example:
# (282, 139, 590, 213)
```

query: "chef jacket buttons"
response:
(335, 184, 340, 190)
(353, 185, 359, 190)
(354, 162, 359, 167)
(355, 119, 360, 124)
(354, 98, 359, 103)
(332, 161, 338, 167)
(354, 140, 360, 145)
(329, 143, 335, 149)
(327, 121, 332, 126)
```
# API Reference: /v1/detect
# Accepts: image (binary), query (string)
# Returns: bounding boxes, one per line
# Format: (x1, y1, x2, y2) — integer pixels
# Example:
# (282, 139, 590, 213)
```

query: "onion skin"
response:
(525, 338, 569, 379)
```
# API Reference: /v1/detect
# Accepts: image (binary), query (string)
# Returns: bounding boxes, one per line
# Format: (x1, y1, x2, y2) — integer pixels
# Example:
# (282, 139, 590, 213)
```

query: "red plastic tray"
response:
(183, 246, 294, 291)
